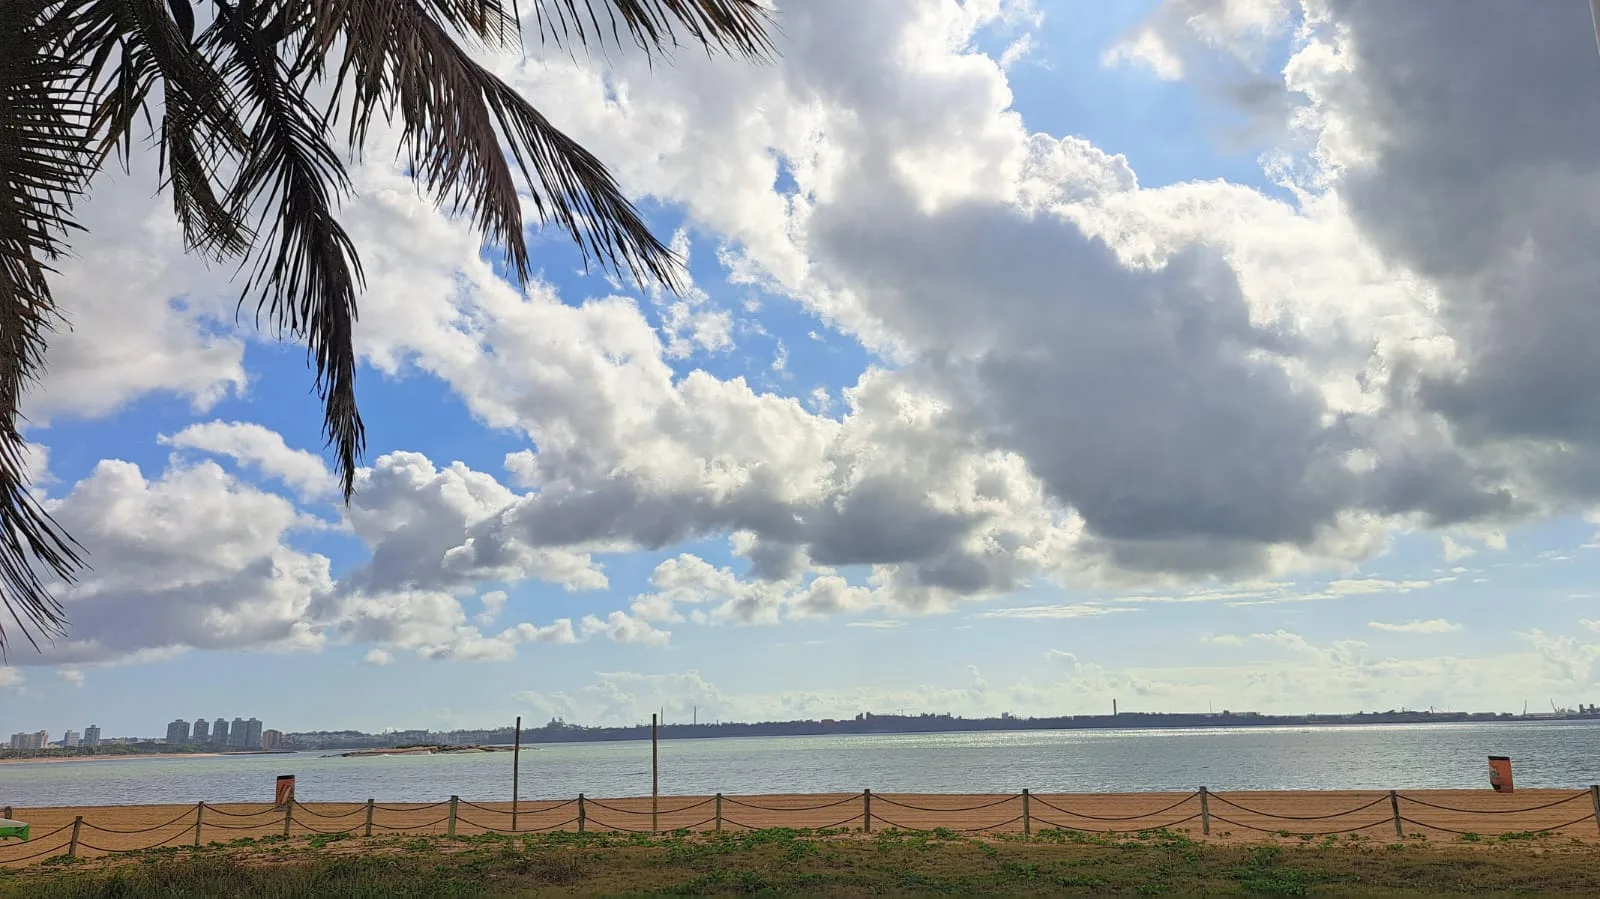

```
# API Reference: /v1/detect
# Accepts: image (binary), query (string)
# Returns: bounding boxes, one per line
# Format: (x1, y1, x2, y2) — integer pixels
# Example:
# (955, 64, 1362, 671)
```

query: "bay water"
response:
(4, 722, 1599, 807)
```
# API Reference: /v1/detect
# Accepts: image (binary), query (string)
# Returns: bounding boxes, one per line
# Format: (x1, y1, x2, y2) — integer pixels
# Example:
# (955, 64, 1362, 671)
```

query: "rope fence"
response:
(5, 786, 1600, 866)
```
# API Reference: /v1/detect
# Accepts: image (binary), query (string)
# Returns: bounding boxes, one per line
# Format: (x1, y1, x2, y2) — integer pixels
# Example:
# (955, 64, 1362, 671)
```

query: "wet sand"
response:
(3, 789, 1595, 864)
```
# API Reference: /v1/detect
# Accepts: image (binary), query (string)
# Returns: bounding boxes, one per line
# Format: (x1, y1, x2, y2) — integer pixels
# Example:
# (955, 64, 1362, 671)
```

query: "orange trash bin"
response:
(275, 774, 296, 807)
(1488, 756, 1513, 793)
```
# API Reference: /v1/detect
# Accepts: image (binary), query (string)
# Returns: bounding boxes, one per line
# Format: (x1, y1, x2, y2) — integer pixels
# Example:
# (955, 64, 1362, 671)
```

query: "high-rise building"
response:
(229, 718, 247, 748)
(165, 719, 191, 745)
(83, 725, 101, 747)
(241, 718, 263, 749)
(212, 718, 229, 746)
(62, 730, 80, 747)
(10, 730, 49, 750)
(261, 729, 284, 751)
(192, 719, 210, 742)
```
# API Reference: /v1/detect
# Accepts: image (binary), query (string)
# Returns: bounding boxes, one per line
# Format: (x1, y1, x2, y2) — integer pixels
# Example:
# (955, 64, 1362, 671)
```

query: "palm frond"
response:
(525, 0, 774, 59)
(327, 0, 696, 292)
(207, 0, 365, 499)
(0, 0, 92, 655)
(68, 0, 251, 258)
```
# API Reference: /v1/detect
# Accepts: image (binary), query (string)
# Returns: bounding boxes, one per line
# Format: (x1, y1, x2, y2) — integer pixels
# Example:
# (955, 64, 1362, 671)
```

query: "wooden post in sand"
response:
(1021, 789, 1031, 840)
(715, 793, 723, 833)
(448, 795, 459, 838)
(577, 794, 587, 833)
(364, 799, 374, 837)
(68, 816, 82, 857)
(1388, 790, 1402, 837)
(194, 802, 205, 846)
(282, 803, 293, 838)
(1199, 787, 1210, 836)
(1590, 785, 1600, 835)
(651, 714, 659, 834)
(863, 789, 872, 833)
(1, 806, 10, 821)
(511, 716, 522, 832)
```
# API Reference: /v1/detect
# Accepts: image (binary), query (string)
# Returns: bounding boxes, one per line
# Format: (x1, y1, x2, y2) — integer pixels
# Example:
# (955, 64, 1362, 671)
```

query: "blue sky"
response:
(7, 0, 1600, 739)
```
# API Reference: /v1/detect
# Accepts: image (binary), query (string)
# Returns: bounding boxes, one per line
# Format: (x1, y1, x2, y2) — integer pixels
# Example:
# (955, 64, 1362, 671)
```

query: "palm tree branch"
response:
(207, 0, 365, 498)
(0, 0, 91, 656)
(525, 0, 774, 59)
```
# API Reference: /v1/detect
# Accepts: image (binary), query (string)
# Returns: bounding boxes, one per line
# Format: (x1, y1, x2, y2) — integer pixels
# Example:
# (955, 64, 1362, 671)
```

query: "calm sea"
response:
(4, 722, 1599, 807)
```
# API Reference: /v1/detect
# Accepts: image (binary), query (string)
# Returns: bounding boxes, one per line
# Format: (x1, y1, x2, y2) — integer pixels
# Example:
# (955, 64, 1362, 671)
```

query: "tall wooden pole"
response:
(651, 713, 659, 834)
(511, 716, 522, 832)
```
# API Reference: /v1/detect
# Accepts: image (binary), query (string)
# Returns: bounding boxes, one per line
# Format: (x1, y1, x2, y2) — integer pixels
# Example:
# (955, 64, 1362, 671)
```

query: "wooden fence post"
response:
(1, 806, 10, 821)
(1021, 789, 1031, 840)
(364, 799, 375, 838)
(283, 802, 293, 838)
(863, 789, 872, 833)
(194, 802, 205, 847)
(1200, 787, 1210, 836)
(448, 795, 459, 838)
(69, 815, 82, 857)
(715, 793, 723, 833)
(1590, 785, 1600, 835)
(1389, 790, 1403, 837)
(577, 794, 586, 834)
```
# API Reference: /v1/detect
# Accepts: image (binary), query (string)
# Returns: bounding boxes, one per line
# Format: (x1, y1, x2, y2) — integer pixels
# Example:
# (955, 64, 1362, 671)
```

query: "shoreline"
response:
(0, 751, 293, 766)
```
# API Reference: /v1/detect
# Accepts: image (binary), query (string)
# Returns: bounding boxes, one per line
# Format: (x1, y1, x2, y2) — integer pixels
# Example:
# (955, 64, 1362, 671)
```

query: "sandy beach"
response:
(3, 789, 1596, 864)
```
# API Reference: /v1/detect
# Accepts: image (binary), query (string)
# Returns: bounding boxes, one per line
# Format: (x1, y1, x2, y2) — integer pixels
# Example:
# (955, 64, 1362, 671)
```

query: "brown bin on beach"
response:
(275, 774, 296, 807)
(1488, 756, 1513, 792)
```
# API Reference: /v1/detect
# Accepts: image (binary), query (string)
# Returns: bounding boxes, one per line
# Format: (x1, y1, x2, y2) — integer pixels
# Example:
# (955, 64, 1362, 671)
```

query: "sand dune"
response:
(3, 789, 1596, 864)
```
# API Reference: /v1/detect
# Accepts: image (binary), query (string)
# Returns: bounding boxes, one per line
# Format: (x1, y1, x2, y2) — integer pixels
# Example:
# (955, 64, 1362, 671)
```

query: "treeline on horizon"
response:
(284, 708, 1565, 751)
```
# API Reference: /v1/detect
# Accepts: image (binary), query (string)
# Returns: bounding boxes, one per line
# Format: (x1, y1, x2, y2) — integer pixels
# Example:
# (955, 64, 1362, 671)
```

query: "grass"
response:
(3, 827, 1599, 896)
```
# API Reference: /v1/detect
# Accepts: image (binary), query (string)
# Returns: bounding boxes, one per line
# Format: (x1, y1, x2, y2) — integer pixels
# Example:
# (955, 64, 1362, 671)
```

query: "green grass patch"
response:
(4, 827, 1599, 896)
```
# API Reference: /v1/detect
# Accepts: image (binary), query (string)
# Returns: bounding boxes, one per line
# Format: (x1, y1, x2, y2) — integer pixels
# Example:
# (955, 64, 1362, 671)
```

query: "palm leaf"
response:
(207, 0, 365, 498)
(0, 0, 92, 655)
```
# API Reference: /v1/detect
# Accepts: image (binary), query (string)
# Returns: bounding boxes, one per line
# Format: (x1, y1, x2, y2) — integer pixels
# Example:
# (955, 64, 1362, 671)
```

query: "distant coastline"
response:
(289, 709, 1600, 752)
(0, 750, 294, 766)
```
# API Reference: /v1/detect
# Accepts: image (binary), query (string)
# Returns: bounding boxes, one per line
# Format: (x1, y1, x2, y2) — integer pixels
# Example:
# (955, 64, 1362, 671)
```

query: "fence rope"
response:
(1207, 793, 1390, 821)
(721, 794, 861, 812)
(578, 817, 658, 834)
(457, 797, 578, 815)
(196, 805, 280, 819)
(78, 808, 197, 834)
(290, 804, 366, 820)
(1033, 811, 1203, 834)
(873, 813, 1027, 834)
(1208, 813, 1393, 836)
(200, 819, 279, 832)
(296, 820, 365, 836)
(1396, 791, 1590, 815)
(520, 816, 581, 834)
(584, 796, 716, 815)
(0, 839, 73, 865)
(373, 801, 450, 813)
(720, 814, 862, 831)
(874, 794, 1021, 813)
(369, 814, 452, 831)
(1031, 792, 1199, 822)
(1399, 812, 1598, 837)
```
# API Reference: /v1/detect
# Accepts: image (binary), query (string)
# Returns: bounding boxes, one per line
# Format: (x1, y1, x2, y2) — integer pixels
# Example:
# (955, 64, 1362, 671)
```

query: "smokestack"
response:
(1113, 698, 1118, 717)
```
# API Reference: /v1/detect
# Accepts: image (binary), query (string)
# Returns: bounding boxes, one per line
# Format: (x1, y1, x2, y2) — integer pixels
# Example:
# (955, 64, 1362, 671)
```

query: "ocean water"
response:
(4, 722, 1599, 807)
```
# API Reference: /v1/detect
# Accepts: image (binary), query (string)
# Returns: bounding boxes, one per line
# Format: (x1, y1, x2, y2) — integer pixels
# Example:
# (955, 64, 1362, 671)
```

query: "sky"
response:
(7, 0, 1600, 738)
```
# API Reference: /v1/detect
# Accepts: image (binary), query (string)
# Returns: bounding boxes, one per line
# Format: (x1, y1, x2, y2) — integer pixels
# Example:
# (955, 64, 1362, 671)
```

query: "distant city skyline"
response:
(2, 716, 266, 750)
